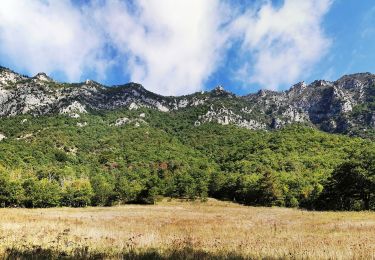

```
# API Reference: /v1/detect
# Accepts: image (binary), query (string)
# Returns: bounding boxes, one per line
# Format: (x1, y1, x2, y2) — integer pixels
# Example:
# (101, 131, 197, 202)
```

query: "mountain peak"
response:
(33, 72, 53, 82)
(215, 85, 224, 91)
(336, 72, 375, 84)
(310, 79, 333, 87)
(84, 79, 103, 87)
(256, 89, 278, 97)
(338, 72, 373, 79)
(0, 66, 10, 72)
(0, 66, 18, 76)
(211, 85, 234, 96)
(288, 81, 307, 94)
(0, 66, 27, 86)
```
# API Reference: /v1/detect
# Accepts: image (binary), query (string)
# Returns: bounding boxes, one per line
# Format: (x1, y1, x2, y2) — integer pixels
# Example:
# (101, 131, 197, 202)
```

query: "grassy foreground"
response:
(0, 199, 374, 259)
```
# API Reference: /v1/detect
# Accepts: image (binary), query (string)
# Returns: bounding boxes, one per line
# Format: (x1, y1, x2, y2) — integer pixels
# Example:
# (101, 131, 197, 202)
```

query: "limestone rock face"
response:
(0, 66, 374, 135)
(0, 133, 6, 141)
(60, 101, 87, 114)
(243, 73, 375, 134)
(114, 117, 130, 127)
(112, 117, 147, 127)
(196, 106, 266, 130)
(33, 73, 54, 82)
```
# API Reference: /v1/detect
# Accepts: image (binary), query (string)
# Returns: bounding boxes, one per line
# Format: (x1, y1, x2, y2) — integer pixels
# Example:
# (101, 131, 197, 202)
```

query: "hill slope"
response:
(0, 66, 374, 210)
(0, 107, 373, 208)
(0, 66, 374, 137)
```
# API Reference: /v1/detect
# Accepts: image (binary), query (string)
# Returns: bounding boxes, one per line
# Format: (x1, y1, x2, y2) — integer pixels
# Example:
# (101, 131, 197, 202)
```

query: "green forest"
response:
(0, 108, 374, 210)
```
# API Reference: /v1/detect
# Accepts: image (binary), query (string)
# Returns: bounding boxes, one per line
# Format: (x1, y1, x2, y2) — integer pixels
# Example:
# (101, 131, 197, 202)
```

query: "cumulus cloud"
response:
(0, 0, 333, 94)
(92, 0, 229, 95)
(231, 0, 333, 90)
(0, 0, 108, 81)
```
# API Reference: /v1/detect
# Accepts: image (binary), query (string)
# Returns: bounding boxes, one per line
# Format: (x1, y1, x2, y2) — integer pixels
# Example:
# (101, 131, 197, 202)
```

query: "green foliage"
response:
(23, 178, 61, 208)
(91, 174, 116, 206)
(0, 108, 373, 209)
(0, 168, 25, 207)
(62, 179, 93, 207)
(317, 146, 375, 210)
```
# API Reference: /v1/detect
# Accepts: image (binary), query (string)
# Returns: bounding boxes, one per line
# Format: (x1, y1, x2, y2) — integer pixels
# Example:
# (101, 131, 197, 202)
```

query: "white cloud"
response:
(92, 0, 229, 95)
(231, 0, 332, 90)
(0, 0, 333, 94)
(0, 0, 108, 81)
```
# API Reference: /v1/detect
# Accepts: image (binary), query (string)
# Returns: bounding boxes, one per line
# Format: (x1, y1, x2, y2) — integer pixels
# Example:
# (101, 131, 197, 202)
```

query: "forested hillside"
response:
(1, 66, 374, 210)
(0, 108, 373, 210)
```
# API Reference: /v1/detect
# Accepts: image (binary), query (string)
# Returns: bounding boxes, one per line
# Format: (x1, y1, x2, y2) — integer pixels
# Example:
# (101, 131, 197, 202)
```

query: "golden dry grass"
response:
(0, 198, 374, 259)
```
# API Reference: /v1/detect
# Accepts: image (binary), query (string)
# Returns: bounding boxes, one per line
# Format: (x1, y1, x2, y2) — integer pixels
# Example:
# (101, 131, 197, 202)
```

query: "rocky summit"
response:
(0, 66, 374, 137)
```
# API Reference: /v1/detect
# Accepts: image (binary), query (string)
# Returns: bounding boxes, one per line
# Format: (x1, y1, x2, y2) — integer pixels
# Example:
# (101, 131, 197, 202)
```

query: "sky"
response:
(0, 0, 374, 96)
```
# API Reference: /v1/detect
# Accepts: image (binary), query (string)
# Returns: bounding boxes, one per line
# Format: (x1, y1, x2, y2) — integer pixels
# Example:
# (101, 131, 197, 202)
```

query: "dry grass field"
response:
(0, 199, 374, 259)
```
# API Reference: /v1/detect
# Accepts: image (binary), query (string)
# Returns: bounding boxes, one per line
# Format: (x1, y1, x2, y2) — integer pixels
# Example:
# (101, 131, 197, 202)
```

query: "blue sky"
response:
(0, 0, 374, 96)
(210, 0, 375, 95)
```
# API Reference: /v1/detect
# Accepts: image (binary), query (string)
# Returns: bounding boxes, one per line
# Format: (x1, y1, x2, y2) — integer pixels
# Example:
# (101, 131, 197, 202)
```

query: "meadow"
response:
(0, 199, 374, 259)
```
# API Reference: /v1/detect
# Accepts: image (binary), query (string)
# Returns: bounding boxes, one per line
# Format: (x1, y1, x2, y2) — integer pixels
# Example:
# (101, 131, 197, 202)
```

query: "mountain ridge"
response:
(0, 65, 374, 137)
(2, 65, 373, 95)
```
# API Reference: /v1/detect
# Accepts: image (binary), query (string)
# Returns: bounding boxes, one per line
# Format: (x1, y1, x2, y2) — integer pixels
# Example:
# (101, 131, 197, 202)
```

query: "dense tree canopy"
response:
(0, 108, 373, 209)
(317, 147, 375, 210)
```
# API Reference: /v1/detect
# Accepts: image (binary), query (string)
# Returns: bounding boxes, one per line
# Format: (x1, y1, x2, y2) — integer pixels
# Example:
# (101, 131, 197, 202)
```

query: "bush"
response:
(62, 179, 94, 207)
(23, 178, 61, 208)
(317, 147, 375, 210)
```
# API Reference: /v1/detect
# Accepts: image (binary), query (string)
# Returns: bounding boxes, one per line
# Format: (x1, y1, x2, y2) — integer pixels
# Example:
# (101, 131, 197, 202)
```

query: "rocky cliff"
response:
(0, 66, 374, 136)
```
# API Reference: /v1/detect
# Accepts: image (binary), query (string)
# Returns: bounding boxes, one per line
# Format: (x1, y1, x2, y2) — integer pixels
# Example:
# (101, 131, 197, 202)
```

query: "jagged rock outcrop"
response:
(243, 73, 375, 134)
(196, 105, 266, 130)
(111, 117, 147, 127)
(0, 66, 374, 135)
